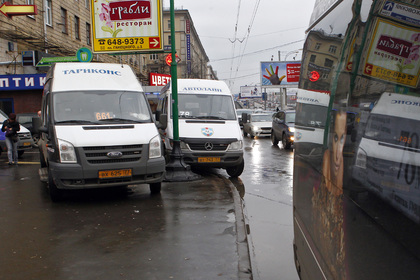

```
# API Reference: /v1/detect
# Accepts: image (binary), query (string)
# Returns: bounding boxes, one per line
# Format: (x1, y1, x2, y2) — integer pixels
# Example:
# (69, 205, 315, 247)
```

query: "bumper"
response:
(180, 150, 244, 168)
(49, 157, 166, 190)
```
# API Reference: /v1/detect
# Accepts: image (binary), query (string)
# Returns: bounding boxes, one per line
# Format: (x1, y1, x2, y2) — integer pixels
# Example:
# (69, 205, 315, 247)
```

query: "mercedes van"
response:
(156, 79, 244, 177)
(38, 63, 165, 201)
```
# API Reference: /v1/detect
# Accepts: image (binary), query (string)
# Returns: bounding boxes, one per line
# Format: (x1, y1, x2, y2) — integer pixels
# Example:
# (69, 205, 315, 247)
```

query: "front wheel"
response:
(271, 131, 279, 145)
(150, 182, 161, 194)
(18, 150, 24, 158)
(282, 134, 291, 149)
(226, 160, 244, 177)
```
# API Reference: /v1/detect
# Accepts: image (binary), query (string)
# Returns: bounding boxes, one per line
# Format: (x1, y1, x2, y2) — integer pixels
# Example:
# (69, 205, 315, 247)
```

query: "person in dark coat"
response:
(1, 113, 20, 165)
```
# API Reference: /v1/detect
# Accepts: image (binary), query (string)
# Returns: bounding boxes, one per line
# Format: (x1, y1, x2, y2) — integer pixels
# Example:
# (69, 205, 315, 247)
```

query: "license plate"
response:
(198, 157, 221, 163)
(99, 169, 132, 179)
(23, 142, 31, 146)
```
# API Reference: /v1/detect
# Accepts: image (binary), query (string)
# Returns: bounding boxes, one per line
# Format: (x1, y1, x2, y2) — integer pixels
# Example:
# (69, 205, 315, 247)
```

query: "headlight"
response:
(180, 141, 189, 150)
(58, 139, 77, 163)
(355, 148, 367, 169)
(149, 135, 162, 159)
(228, 140, 243, 151)
(288, 127, 295, 133)
(252, 126, 259, 132)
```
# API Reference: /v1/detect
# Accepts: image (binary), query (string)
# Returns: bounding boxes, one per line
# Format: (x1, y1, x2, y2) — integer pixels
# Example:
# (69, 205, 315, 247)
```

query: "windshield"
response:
(53, 91, 152, 124)
(252, 114, 272, 122)
(365, 114, 420, 149)
(295, 103, 328, 128)
(285, 112, 296, 123)
(176, 93, 236, 120)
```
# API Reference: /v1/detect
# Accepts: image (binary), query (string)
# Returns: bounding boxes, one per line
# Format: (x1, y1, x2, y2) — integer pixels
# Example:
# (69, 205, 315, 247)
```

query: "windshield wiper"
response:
(55, 120, 96, 124)
(195, 116, 226, 120)
(97, 118, 145, 123)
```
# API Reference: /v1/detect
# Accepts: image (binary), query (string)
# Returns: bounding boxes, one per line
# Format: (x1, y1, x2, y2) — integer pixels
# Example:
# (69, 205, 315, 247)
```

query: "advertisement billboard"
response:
(260, 61, 301, 88)
(240, 86, 262, 98)
(364, 18, 420, 87)
(91, 0, 163, 53)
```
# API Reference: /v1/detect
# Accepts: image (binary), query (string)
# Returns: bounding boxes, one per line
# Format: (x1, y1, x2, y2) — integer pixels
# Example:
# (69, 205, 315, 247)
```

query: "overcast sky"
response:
(162, 0, 316, 94)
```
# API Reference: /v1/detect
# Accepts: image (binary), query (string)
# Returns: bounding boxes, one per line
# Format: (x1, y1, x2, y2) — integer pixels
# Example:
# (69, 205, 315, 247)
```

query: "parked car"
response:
(16, 113, 39, 143)
(243, 113, 273, 138)
(236, 109, 254, 128)
(0, 110, 35, 157)
(271, 110, 295, 149)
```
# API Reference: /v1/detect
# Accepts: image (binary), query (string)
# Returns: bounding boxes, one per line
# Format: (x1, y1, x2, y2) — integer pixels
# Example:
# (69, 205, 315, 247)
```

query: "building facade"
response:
(0, 0, 215, 115)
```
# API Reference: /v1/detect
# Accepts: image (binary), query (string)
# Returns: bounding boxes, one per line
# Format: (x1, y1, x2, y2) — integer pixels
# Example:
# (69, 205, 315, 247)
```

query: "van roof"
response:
(163, 79, 232, 95)
(372, 92, 420, 121)
(50, 63, 143, 92)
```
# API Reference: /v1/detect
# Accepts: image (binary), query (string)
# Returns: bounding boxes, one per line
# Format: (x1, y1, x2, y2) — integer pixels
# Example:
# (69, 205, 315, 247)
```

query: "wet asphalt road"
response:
(0, 149, 249, 280)
(238, 136, 297, 280)
(0, 135, 297, 280)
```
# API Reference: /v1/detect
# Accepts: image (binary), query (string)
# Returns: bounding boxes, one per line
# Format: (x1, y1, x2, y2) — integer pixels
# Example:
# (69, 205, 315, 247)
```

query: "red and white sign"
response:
(150, 73, 171, 86)
(109, 1, 151, 21)
(286, 63, 301, 83)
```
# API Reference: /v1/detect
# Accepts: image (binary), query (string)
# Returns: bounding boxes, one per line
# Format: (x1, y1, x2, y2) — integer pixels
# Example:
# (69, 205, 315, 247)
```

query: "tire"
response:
(150, 182, 161, 194)
(271, 131, 279, 145)
(282, 133, 291, 149)
(18, 150, 24, 158)
(48, 170, 63, 202)
(226, 160, 244, 177)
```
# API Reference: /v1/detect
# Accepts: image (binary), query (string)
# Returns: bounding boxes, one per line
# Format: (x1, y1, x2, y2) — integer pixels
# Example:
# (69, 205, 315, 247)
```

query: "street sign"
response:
(22, 51, 35, 67)
(165, 53, 180, 66)
(91, 0, 163, 53)
(36, 48, 93, 67)
(0, 3, 37, 18)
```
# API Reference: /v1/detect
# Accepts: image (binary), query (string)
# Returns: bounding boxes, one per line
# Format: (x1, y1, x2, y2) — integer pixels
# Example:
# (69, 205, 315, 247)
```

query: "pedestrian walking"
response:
(1, 113, 20, 165)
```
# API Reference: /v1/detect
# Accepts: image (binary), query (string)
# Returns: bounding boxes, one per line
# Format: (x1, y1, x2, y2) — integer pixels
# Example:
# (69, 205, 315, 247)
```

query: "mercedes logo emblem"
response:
(204, 142, 213, 151)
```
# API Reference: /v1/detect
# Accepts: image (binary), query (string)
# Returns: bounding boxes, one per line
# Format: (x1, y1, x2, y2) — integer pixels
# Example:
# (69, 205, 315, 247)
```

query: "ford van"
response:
(38, 63, 165, 201)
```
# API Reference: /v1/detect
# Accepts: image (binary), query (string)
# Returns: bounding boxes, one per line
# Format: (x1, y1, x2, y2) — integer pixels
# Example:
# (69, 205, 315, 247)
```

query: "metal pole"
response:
(164, 0, 200, 181)
(170, 0, 179, 141)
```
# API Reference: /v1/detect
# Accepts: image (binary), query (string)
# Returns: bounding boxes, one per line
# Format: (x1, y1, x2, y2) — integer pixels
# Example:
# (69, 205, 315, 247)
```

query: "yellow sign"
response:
(364, 18, 420, 87)
(0, 3, 37, 18)
(91, 0, 163, 53)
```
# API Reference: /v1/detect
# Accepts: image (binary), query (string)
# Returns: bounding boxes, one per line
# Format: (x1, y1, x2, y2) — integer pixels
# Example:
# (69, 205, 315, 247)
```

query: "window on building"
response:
(168, 20, 171, 29)
(45, 0, 52, 26)
(150, 54, 158, 60)
(86, 23, 91, 45)
(324, 58, 334, 68)
(310, 54, 316, 63)
(74, 16, 80, 40)
(328, 45, 337, 54)
(315, 42, 321, 50)
(60, 8, 68, 34)
(168, 35, 171, 45)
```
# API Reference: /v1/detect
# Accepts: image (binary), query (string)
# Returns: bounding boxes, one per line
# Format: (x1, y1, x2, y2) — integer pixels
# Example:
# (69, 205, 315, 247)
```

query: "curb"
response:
(219, 175, 253, 279)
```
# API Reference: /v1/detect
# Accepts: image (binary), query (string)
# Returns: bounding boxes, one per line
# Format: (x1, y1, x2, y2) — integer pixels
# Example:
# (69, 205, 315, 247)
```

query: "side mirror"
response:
(157, 113, 167, 130)
(155, 110, 161, 122)
(32, 117, 41, 133)
(38, 126, 48, 134)
(242, 113, 248, 123)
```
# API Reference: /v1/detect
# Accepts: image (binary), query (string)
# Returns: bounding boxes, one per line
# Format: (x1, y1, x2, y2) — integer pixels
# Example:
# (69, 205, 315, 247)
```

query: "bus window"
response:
(293, 0, 420, 279)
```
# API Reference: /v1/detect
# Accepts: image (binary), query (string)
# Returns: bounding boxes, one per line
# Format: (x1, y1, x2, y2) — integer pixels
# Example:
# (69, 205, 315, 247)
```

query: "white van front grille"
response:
(83, 145, 143, 164)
